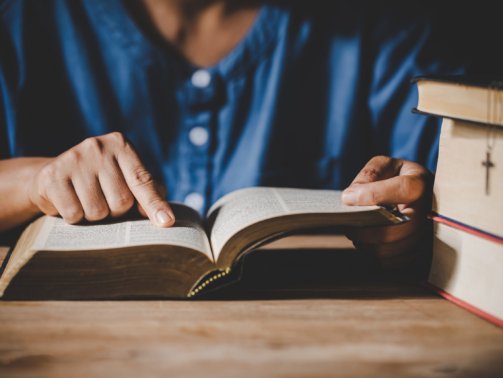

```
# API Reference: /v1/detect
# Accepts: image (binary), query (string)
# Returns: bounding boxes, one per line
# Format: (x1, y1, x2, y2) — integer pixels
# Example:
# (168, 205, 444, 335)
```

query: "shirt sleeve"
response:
(366, 6, 465, 172)
(0, 1, 20, 159)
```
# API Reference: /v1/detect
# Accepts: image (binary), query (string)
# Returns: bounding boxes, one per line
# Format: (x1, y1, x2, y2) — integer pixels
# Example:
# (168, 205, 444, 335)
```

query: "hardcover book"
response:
(415, 76, 503, 327)
(0, 187, 404, 299)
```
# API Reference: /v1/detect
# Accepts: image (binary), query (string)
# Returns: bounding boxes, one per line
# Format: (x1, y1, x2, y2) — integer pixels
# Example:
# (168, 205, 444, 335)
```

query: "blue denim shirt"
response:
(0, 1, 469, 213)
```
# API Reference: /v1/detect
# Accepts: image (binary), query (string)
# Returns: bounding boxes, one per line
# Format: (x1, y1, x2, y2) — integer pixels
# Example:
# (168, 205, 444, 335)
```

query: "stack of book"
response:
(415, 77, 503, 327)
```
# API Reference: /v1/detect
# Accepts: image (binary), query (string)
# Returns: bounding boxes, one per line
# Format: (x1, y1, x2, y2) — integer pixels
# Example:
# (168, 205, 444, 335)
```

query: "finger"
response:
(377, 249, 424, 270)
(137, 203, 147, 218)
(37, 196, 59, 217)
(135, 182, 166, 219)
(364, 243, 425, 270)
(345, 215, 421, 244)
(349, 156, 401, 186)
(353, 230, 424, 262)
(98, 159, 134, 218)
(345, 204, 424, 243)
(46, 180, 84, 224)
(72, 173, 110, 221)
(116, 147, 174, 227)
(342, 174, 426, 206)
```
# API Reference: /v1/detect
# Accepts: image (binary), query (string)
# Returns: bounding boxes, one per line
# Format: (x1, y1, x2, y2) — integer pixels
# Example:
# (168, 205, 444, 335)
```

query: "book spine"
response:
(429, 212, 503, 245)
(187, 268, 231, 298)
(425, 282, 503, 328)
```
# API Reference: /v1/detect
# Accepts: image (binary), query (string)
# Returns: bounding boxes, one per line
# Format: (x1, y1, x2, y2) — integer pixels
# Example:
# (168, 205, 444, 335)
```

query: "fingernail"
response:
(342, 189, 357, 205)
(155, 210, 172, 226)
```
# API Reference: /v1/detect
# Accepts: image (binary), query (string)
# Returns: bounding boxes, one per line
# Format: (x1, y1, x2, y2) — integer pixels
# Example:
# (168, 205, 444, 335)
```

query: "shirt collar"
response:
(90, 0, 282, 79)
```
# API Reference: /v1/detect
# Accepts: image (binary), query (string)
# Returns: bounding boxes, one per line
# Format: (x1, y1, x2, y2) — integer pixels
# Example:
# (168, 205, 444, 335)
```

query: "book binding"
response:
(426, 283, 503, 328)
(429, 212, 503, 245)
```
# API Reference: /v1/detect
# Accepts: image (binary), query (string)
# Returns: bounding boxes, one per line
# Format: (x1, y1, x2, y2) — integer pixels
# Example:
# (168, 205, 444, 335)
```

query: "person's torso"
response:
(1, 0, 470, 212)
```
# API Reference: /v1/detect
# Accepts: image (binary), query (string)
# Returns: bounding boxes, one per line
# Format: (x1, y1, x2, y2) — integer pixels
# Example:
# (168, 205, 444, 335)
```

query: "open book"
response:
(0, 187, 405, 299)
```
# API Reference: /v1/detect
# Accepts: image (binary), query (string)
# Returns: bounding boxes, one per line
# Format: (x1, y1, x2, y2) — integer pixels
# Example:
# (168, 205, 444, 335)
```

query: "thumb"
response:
(342, 175, 426, 206)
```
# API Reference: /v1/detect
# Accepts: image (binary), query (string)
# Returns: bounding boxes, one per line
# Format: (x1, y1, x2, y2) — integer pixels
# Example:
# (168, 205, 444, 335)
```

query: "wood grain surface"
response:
(1, 239, 502, 378)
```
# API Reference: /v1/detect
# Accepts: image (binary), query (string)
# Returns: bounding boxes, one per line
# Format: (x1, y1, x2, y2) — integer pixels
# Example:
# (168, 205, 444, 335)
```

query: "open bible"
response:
(0, 187, 405, 299)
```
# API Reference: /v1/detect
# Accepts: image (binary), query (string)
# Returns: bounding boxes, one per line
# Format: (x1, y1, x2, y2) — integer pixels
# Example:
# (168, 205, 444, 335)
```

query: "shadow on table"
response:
(200, 248, 433, 301)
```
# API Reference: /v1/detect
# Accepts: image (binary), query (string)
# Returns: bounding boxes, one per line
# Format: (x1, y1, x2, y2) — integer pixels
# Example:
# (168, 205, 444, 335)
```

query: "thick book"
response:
(414, 76, 503, 125)
(415, 76, 503, 327)
(414, 76, 503, 237)
(428, 220, 503, 327)
(433, 118, 503, 237)
(0, 187, 405, 299)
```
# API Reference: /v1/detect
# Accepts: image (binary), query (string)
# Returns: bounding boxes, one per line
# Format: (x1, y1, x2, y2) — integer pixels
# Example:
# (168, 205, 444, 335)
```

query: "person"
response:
(0, 1, 498, 264)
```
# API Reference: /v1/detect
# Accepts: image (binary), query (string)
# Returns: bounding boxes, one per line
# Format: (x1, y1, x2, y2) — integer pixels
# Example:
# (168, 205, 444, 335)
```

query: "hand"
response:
(28, 132, 175, 227)
(341, 156, 432, 268)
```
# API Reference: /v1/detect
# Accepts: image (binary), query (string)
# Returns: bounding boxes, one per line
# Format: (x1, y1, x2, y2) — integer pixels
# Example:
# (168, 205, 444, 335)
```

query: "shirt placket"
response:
(178, 68, 221, 213)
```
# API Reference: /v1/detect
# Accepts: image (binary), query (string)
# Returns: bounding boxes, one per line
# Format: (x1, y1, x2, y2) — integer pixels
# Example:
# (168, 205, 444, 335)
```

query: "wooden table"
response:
(1, 237, 503, 378)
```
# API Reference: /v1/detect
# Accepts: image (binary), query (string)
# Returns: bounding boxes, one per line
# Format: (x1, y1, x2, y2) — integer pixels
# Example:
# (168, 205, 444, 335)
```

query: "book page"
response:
(207, 187, 379, 260)
(0, 204, 214, 297)
(30, 203, 212, 259)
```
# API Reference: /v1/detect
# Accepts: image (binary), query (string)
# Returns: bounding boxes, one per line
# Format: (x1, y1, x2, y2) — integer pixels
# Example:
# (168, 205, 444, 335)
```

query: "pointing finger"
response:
(116, 146, 174, 227)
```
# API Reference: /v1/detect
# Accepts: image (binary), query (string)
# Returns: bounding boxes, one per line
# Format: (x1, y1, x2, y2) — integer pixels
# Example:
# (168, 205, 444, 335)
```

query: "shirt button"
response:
(189, 126, 209, 146)
(191, 69, 212, 88)
(184, 192, 204, 212)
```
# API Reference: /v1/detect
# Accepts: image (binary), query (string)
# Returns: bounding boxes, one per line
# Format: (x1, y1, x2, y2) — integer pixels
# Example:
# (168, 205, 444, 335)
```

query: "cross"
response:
(481, 151, 495, 195)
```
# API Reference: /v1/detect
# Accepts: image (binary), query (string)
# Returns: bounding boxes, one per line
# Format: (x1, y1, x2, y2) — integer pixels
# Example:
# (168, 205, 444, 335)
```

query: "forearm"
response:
(0, 157, 51, 231)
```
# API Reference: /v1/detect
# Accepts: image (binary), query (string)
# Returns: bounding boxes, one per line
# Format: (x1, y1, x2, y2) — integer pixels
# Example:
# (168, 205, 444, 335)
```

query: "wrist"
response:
(22, 158, 53, 216)
(0, 157, 55, 232)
